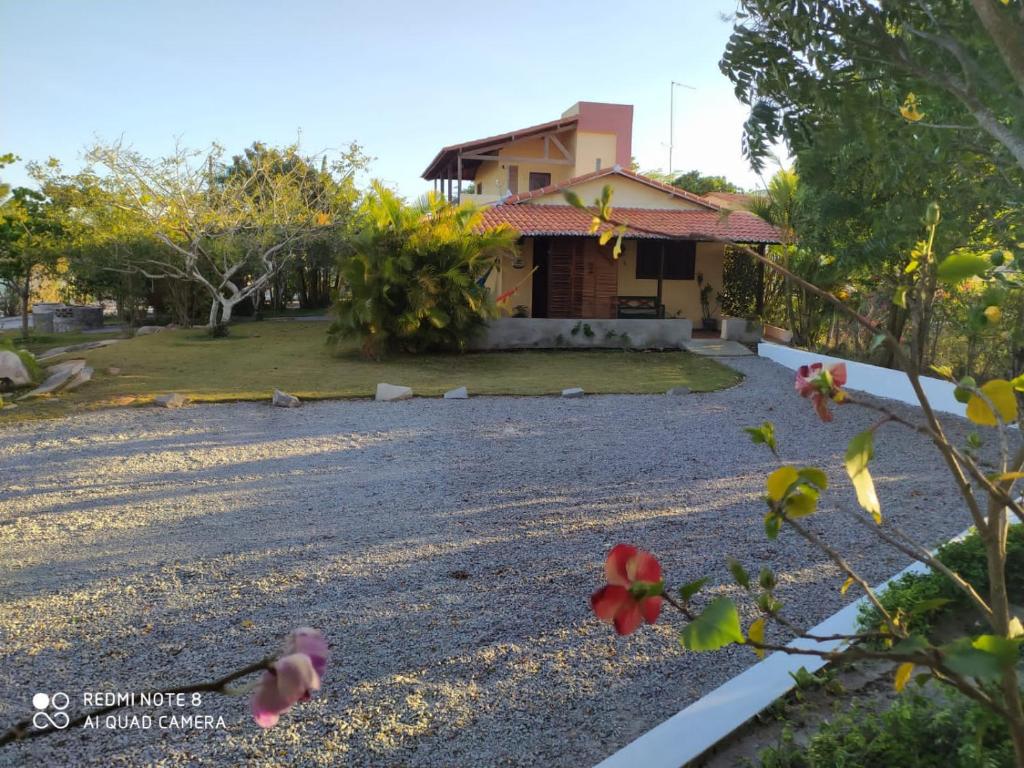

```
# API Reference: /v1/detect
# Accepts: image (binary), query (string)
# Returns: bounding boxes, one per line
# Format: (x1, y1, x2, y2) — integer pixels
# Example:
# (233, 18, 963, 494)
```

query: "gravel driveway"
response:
(0, 357, 983, 767)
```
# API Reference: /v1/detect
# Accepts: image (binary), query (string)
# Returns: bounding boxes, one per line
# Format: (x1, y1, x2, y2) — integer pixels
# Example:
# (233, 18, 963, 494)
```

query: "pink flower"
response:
(251, 628, 328, 728)
(590, 544, 664, 635)
(795, 362, 847, 422)
(286, 627, 329, 678)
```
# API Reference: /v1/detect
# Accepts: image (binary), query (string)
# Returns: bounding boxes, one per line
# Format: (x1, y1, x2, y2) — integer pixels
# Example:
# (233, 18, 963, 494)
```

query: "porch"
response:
(490, 235, 730, 325)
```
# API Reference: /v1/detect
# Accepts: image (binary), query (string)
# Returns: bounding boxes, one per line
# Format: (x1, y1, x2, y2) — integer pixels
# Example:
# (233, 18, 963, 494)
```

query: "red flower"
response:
(795, 362, 847, 422)
(590, 544, 664, 635)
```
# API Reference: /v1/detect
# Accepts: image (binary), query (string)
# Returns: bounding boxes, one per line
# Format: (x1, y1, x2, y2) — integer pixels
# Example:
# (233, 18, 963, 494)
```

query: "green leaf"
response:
(728, 558, 751, 590)
(744, 422, 778, 455)
(758, 567, 776, 591)
(971, 634, 1021, 669)
(766, 466, 798, 502)
(678, 576, 708, 603)
(563, 191, 586, 210)
(893, 285, 908, 309)
(909, 598, 951, 617)
(890, 634, 931, 655)
(680, 597, 744, 651)
(937, 251, 990, 284)
(748, 617, 766, 659)
(954, 376, 977, 404)
(764, 512, 782, 540)
(797, 467, 828, 490)
(784, 486, 819, 517)
(846, 431, 881, 523)
(941, 638, 1004, 680)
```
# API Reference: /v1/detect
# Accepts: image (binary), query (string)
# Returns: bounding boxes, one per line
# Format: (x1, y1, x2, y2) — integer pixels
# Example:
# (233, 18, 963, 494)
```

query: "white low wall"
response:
(758, 342, 966, 418)
(470, 318, 693, 350)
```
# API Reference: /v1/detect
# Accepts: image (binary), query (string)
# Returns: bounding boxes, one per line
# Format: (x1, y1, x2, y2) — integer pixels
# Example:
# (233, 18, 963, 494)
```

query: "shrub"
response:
(752, 690, 1014, 767)
(858, 526, 1024, 638)
(328, 183, 518, 358)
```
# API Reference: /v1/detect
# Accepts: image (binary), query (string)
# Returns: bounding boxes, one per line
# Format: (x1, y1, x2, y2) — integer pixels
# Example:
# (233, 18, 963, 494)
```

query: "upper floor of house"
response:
(421, 101, 633, 204)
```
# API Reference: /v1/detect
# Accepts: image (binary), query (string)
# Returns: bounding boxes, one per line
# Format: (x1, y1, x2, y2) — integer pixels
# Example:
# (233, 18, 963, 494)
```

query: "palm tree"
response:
(330, 182, 518, 357)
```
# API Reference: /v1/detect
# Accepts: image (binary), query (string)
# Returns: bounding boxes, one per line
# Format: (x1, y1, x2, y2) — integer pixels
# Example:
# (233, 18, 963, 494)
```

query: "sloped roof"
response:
(502, 166, 719, 209)
(480, 205, 782, 243)
(421, 116, 579, 180)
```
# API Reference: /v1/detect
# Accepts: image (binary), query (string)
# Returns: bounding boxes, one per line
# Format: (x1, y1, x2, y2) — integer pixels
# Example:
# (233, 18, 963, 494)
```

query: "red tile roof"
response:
(480, 205, 782, 243)
(422, 116, 579, 180)
(502, 166, 719, 209)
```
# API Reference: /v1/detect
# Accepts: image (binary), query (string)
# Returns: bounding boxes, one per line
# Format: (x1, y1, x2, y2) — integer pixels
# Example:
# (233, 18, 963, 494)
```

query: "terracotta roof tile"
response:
(479, 205, 782, 244)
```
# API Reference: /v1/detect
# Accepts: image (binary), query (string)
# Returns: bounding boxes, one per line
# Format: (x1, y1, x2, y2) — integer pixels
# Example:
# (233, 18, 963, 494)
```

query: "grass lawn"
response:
(1, 320, 742, 420)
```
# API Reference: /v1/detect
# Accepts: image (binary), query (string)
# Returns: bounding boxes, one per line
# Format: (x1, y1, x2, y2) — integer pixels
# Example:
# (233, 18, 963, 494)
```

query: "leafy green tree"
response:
(329, 183, 518, 357)
(721, 0, 1024, 176)
(643, 168, 742, 195)
(0, 187, 63, 338)
(85, 140, 356, 329)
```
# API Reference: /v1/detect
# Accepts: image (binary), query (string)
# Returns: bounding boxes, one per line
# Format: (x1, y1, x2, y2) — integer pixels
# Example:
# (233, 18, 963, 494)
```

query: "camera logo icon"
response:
(31, 692, 70, 730)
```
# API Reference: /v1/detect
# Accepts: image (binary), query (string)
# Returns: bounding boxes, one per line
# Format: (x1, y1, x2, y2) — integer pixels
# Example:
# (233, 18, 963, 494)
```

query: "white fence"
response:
(757, 341, 966, 418)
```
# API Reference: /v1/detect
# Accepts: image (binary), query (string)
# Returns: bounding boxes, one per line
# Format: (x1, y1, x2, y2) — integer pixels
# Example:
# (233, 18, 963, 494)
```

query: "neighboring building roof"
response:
(702, 191, 755, 211)
(502, 166, 720, 210)
(479, 205, 782, 243)
(421, 115, 579, 180)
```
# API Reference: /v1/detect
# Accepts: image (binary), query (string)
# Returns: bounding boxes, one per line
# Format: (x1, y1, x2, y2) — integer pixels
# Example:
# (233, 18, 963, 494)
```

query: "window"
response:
(528, 172, 551, 191)
(635, 240, 696, 280)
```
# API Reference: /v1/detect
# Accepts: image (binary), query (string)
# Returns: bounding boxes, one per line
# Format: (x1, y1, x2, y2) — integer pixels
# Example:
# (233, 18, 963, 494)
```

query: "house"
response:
(421, 101, 781, 345)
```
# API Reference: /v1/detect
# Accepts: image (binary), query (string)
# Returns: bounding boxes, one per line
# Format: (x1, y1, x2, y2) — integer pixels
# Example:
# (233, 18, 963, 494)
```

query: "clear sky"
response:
(1, 0, 781, 196)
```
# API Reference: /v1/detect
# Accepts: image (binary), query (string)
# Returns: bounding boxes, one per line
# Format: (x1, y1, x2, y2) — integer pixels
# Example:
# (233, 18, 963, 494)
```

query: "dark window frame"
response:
(635, 240, 697, 280)
(528, 171, 552, 191)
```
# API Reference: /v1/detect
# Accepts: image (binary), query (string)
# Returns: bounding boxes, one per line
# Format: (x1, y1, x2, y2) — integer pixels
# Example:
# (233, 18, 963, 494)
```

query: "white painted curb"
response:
(757, 342, 966, 418)
(594, 528, 972, 768)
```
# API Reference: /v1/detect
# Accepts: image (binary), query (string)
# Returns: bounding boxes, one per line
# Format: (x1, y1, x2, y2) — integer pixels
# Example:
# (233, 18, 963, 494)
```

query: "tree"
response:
(329, 183, 518, 357)
(721, 0, 1024, 176)
(85, 140, 357, 329)
(642, 168, 742, 195)
(0, 187, 62, 339)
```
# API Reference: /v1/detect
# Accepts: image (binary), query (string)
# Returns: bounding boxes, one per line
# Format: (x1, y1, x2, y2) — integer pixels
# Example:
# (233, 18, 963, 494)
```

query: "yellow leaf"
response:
(598, 229, 614, 246)
(1010, 618, 1024, 639)
(589, 217, 601, 234)
(992, 472, 1024, 482)
(894, 662, 914, 691)
(984, 305, 1001, 323)
(240, 619, 255, 630)
(840, 577, 855, 595)
(899, 93, 924, 122)
(966, 380, 1019, 426)
(766, 466, 799, 503)
(748, 617, 766, 659)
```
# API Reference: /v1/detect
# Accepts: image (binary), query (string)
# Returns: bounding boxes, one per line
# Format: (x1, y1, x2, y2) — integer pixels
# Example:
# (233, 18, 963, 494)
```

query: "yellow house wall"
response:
(572, 131, 618, 175)
(491, 237, 534, 316)
(529, 175, 706, 210)
(471, 133, 575, 197)
(615, 241, 725, 322)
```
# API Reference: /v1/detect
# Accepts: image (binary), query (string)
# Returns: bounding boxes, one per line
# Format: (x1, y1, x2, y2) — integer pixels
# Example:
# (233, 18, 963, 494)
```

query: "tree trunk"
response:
(20, 271, 31, 340)
(208, 299, 220, 328)
(221, 301, 234, 324)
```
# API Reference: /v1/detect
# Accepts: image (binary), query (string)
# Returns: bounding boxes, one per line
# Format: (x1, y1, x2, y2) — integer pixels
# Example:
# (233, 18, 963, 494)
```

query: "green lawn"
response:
(1, 320, 741, 420)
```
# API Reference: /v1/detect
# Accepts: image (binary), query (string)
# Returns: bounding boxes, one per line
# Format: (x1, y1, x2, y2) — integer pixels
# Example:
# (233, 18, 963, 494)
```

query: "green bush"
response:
(752, 690, 1014, 767)
(329, 183, 518, 358)
(0, 337, 43, 385)
(858, 526, 1024, 637)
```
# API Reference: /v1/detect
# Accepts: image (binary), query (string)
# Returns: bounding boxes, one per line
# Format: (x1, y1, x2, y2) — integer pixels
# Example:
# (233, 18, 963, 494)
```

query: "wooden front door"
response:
(547, 239, 583, 318)
(581, 240, 618, 318)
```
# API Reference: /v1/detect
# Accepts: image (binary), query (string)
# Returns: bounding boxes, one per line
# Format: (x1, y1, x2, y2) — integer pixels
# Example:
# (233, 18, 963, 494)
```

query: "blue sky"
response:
(1, 0, 781, 196)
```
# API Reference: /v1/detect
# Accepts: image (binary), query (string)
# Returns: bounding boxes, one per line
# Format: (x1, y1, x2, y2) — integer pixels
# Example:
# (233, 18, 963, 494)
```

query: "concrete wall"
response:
(758, 342, 967, 418)
(469, 317, 693, 350)
(473, 132, 576, 197)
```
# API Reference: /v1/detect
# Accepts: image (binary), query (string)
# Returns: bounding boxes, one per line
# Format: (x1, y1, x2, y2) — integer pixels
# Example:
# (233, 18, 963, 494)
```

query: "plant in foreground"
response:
(0, 627, 328, 746)
(578, 187, 1024, 763)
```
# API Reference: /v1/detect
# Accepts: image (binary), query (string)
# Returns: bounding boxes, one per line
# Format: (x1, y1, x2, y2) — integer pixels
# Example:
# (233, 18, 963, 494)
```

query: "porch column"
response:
(447, 167, 453, 202)
(656, 243, 665, 318)
(756, 243, 766, 316)
(456, 153, 463, 204)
